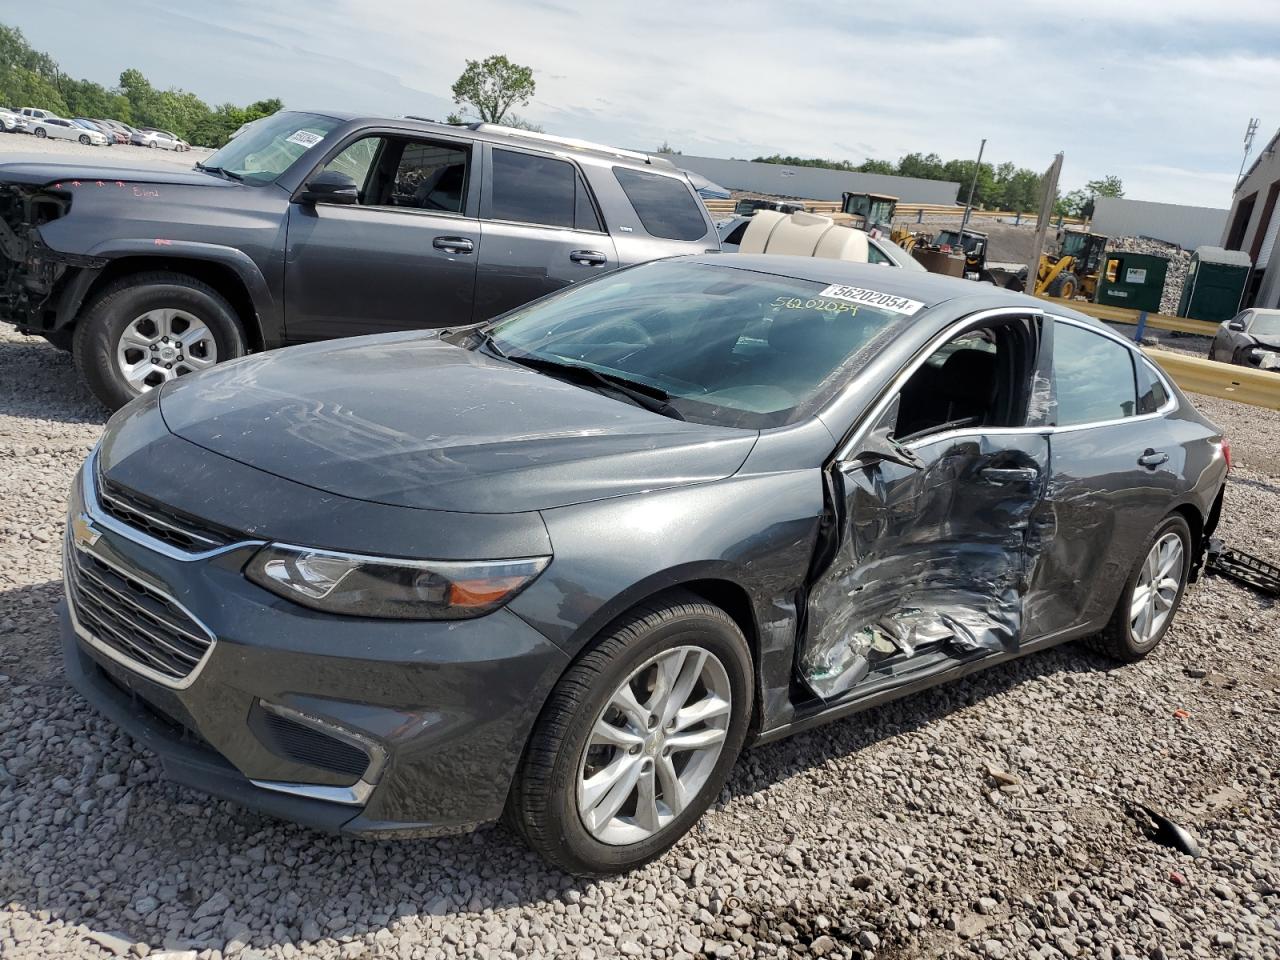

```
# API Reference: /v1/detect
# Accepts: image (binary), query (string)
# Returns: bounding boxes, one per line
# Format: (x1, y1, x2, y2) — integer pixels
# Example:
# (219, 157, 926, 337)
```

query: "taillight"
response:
(1222, 437, 1231, 472)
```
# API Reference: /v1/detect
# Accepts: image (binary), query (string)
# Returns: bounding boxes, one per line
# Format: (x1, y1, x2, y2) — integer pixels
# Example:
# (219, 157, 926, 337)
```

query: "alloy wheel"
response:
(1130, 532, 1184, 645)
(577, 645, 732, 846)
(115, 308, 218, 393)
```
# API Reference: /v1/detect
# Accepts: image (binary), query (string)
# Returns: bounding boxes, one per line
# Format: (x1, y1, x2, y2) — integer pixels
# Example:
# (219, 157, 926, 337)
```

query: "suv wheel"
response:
(507, 593, 752, 876)
(33, 127, 46, 139)
(1088, 514, 1192, 662)
(73, 272, 246, 410)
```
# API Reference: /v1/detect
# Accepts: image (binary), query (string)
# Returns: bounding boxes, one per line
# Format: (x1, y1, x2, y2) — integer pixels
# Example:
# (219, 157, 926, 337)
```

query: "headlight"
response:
(244, 544, 549, 620)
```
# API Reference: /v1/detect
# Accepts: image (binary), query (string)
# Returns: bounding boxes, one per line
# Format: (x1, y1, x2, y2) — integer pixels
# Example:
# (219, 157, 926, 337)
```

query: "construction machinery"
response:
(840, 192, 898, 234)
(1033, 228, 1109, 299)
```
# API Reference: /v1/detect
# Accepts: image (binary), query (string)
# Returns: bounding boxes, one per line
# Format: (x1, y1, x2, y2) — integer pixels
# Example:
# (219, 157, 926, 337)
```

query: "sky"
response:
(4, 0, 1278, 207)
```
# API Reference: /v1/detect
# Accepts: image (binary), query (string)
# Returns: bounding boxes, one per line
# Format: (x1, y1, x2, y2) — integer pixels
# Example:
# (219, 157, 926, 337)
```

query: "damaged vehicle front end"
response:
(63, 256, 1228, 876)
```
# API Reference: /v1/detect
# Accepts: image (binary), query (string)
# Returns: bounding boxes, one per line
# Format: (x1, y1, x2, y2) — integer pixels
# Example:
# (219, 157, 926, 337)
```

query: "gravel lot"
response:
(0, 131, 212, 167)
(1, 320, 1279, 954)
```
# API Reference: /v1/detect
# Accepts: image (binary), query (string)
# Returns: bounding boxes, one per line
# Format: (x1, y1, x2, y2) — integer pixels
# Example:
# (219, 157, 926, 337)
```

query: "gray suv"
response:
(0, 110, 717, 409)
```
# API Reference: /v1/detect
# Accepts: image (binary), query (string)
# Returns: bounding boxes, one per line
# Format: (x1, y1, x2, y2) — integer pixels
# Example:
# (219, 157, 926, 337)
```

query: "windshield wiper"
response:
(477, 331, 507, 358)
(193, 162, 243, 182)
(506, 354, 685, 420)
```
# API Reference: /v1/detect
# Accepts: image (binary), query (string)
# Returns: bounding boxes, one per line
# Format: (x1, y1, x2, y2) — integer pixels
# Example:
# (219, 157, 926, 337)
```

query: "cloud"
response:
(7, 0, 1277, 207)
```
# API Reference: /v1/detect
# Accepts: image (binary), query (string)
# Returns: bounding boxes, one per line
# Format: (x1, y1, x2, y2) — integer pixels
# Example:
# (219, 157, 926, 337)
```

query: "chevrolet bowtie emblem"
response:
(71, 513, 101, 549)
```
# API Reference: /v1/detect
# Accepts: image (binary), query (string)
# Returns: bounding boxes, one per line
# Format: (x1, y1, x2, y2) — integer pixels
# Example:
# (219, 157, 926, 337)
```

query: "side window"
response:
(388, 141, 468, 212)
(322, 137, 381, 195)
(575, 176, 603, 232)
(1053, 321, 1138, 425)
(613, 167, 708, 241)
(894, 323, 1030, 441)
(866, 242, 891, 266)
(491, 148, 576, 228)
(1135, 357, 1170, 414)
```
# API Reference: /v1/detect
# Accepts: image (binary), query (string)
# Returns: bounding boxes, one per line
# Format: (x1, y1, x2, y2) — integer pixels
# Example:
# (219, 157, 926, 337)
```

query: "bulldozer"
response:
(1034, 228, 1108, 299)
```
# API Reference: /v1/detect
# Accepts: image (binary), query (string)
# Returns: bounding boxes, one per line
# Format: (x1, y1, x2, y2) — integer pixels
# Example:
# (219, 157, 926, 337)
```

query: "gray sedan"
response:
(64, 256, 1227, 875)
(1208, 307, 1280, 371)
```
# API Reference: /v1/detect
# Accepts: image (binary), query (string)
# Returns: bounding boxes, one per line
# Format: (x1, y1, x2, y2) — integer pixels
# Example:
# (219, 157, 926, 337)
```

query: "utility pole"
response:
(1237, 118, 1259, 191)
(959, 138, 986, 235)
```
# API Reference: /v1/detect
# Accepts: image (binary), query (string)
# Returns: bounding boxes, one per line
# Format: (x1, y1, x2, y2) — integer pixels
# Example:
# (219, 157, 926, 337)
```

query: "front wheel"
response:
(34, 127, 46, 139)
(78, 134, 90, 145)
(148, 140, 158, 149)
(1088, 514, 1192, 661)
(73, 272, 246, 410)
(506, 593, 753, 875)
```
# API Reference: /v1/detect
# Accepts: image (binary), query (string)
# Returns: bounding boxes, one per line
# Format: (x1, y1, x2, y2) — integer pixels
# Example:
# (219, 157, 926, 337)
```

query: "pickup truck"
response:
(0, 111, 718, 409)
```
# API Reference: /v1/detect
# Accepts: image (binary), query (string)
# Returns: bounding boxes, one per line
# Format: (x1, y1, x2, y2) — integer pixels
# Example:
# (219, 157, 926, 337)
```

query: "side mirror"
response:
(852, 431, 925, 471)
(1227, 320, 1246, 332)
(298, 170, 358, 205)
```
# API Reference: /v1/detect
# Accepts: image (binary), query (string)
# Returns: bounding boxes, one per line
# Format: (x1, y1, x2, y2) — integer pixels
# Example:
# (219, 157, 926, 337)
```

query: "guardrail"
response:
(1035, 296, 1280, 408)
(1142, 349, 1280, 409)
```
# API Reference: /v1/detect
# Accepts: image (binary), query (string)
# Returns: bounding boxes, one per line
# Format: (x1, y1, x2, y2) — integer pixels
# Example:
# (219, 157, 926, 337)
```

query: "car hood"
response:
(1249, 336, 1280, 352)
(0, 160, 221, 188)
(158, 333, 758, 513)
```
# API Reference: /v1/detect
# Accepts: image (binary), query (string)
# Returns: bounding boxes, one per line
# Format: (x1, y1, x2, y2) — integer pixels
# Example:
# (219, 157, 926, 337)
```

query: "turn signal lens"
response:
(1222, 437, 1231, 472)
(245, 545, 549, 619)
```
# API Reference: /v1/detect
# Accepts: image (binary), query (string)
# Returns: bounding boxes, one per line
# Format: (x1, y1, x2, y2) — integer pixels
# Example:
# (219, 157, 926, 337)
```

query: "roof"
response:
(1193, 245, 1252, 266)
(293, 110, 670, 172)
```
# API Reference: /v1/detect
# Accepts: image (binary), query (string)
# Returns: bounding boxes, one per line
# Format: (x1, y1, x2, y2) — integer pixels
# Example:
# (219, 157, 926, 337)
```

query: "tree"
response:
(854, 158, 895, 175)
(1056, 175, 1124, 219)
(450, 54, 535, 124)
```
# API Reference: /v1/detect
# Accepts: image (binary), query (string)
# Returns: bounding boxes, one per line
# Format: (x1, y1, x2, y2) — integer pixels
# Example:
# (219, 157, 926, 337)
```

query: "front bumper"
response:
(61, 456, 569, 837)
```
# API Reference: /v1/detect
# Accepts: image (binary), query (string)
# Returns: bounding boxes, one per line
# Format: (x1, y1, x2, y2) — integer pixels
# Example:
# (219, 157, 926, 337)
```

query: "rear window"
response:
(1052, 321, 1138, 425)
(492, 149, 576, 228)
(613, 167, 707, 241)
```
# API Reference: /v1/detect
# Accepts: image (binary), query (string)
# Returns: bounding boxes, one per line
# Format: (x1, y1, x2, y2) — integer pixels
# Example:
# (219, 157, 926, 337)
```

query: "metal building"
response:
(1222, 127, 1280, 308)
(1091, 197, 1228, 252)
(659, 154, 961, 205)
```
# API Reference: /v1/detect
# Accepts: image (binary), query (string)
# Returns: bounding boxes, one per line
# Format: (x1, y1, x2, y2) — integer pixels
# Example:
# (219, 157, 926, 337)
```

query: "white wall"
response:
(1091, 197, 1228, 251)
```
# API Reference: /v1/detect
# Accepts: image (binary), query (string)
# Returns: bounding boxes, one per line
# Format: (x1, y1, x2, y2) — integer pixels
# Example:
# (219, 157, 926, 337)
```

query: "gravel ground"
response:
(1, 325, 1278, 960)
(0, 131, 212, 168)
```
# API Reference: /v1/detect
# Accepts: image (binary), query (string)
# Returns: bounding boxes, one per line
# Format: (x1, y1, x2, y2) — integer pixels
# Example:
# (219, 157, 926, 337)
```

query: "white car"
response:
(131, 128, 182, 150)
(717, 214, 926, 270)
(30, 116, 108, 145)
(19, 107, 59, 122)
(0, 108, 27, 133)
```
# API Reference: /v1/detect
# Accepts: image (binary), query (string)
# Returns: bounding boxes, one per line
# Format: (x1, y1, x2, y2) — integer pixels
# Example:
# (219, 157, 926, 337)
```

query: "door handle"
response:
(433, 236, 473, 254)
(979, 467, 1039, 484)
(1138, 449, 1169, 469)
(570, 249, 608, 266)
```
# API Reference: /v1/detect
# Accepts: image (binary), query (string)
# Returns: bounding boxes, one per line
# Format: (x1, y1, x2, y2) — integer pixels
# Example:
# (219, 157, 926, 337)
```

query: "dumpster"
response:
(1095, 252, 1169, 313)
(1178, 246, 1252, 322)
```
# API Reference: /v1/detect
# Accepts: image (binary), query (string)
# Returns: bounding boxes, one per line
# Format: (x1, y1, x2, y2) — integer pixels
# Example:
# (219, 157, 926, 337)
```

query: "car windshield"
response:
(483, 260, 912, 428)
(200, 111, 341, 184)
(1251, 313, 1280, 338)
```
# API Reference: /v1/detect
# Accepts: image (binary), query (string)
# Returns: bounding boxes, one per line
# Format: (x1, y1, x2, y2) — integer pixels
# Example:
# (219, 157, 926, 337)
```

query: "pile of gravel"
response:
(1106, 237, 1193, 316)
(2, 326, 1278, 960)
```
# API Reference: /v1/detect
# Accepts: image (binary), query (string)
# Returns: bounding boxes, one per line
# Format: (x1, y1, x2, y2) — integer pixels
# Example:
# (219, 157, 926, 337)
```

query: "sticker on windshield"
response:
(817, 284, 925, 315)
(285, 130, 324, 148)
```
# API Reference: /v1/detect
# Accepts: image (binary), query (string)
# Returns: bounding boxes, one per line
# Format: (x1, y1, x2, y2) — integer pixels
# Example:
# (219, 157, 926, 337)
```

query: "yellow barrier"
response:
(1142, 348, 1280, 410)
(1036, 296, 1220, 338)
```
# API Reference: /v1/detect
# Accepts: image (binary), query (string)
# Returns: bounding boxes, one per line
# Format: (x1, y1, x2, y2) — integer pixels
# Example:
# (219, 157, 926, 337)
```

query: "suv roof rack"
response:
(465, 122, 673, 167)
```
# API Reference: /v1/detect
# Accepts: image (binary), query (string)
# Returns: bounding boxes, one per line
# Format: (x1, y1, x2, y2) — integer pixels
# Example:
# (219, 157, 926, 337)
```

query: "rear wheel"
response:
(506, 593, 752, 875)
(1088, 514, 1192, 661)
(73, 272, 246, 410)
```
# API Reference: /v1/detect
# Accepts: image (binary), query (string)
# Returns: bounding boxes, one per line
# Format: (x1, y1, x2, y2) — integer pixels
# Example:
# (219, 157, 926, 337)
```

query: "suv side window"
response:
(320, 137, 469, 213)
(1052, 321, 1138, 425)
(491, 148, 600, 230)
(613, 167, 707, 241)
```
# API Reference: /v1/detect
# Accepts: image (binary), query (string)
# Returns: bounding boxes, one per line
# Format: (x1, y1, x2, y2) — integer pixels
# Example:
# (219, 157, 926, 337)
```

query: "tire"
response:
(1087, 514, 1192, 662)
(34, 127, 46, 139)
(149, 140, 158, 149)
(507, 592, 753, 876)
(78, 134, 90, 145)
(72, 272, 246, 411)
(1048, 272, 1079, 299)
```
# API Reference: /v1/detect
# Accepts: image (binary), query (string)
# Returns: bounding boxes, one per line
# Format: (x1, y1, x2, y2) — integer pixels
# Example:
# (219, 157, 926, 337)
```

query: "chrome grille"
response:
(66, 545, 214, 683)
(97, 474, 232, 553)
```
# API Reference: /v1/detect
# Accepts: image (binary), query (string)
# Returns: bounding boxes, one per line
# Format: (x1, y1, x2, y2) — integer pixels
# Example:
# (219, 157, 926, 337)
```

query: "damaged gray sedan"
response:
(65, 256, 1228, 876)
